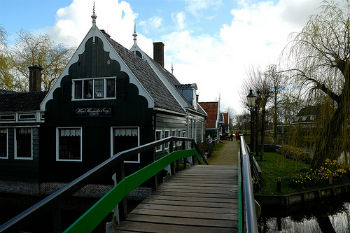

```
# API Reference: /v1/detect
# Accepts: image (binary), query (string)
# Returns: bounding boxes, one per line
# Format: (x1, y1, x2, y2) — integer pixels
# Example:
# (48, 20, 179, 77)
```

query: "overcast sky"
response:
(1, 0, 323, 114)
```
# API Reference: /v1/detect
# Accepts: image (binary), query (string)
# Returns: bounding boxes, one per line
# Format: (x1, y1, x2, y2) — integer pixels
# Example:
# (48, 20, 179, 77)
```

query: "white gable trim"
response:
(40, 25, 154, 111)
(130, 46, 189, 111)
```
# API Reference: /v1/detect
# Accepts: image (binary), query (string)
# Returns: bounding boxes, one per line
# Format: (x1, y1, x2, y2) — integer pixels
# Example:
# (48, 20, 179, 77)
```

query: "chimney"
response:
(153, 42, 164, 67)
(28, 65, 43, 92)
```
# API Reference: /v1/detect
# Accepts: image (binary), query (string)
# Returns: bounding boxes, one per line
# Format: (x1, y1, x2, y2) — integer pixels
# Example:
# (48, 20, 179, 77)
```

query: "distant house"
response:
(293, 105, 320, 125)
(0, 11, 206, 185)
(221, 112, 230, 136)
(199, 101, 221, 140)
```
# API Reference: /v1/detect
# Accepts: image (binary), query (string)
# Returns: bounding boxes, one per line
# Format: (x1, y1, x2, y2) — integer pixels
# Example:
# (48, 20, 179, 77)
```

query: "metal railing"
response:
(0, 137, 207, 233)
(238, 135, 259, 233)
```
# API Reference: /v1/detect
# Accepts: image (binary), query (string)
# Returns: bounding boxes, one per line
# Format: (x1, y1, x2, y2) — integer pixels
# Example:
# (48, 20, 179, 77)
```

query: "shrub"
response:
(197, 140, 215, 158)
(289, 159, 350, 189)
(281, 145, 312, 164)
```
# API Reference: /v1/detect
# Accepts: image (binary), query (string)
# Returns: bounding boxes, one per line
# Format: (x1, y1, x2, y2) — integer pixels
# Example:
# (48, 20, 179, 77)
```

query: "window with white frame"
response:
(164, 130, 170, 149)
(111, 127, 139, 163)
(0, 114, 15, 121)
(0, 129, 8, 159)
(73, 77, 116, 100)
(15, 128, 32, 159)
(155, 130, 162, 152)
(176, 130, 181, 147)
(56, 128, 82, 161)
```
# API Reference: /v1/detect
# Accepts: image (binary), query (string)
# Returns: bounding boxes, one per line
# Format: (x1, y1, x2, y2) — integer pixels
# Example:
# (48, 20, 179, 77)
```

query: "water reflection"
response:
(259, 198, 350, 233)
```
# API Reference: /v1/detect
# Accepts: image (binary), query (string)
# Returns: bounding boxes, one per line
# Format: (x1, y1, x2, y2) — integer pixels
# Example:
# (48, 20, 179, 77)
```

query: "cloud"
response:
(172, 12, 186, 30)
(162, 0, 320, 113)
(45, 0, 321, 113)
(185, 0, 222, 16)
(46, 0, 139, 49)
(139, 16, 163, 34)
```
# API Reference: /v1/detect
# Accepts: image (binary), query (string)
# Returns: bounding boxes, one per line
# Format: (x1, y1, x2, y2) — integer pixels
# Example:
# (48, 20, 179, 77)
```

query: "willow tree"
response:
(0, 26, 14, 90)
(10, 31, 73, 91)
(284, 0, 350, 168)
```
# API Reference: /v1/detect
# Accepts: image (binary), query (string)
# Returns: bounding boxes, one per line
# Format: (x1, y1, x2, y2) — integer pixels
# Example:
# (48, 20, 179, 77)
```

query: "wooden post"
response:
(170, 140, 175, 175)
(182, 141, 187, 169)
(118, 162, 128, 220)
(191, 141, 196, 165)
(152, 148, 159, 190)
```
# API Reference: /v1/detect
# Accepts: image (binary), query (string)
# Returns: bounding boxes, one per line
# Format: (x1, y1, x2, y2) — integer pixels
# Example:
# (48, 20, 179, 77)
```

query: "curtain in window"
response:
(19, 128, 31, 134)
(60, 129, 81, 137)
(114, 128, 137, 136)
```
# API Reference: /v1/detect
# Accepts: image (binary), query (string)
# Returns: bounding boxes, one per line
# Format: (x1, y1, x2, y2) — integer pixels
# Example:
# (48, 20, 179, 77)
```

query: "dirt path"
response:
(208, 140, 239, 165)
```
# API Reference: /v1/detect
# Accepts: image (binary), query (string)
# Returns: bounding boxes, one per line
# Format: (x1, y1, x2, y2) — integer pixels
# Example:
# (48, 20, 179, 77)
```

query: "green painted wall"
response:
(40, 37, 153, 182)
(0, 128, 39, 182)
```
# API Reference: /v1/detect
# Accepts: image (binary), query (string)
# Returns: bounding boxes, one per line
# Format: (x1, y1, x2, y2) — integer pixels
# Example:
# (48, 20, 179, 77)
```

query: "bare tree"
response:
(283, 0, 350, 168)
(10, 31, 74, 91)
(265, 64, 284, 142)
(245, 67, 273, 160)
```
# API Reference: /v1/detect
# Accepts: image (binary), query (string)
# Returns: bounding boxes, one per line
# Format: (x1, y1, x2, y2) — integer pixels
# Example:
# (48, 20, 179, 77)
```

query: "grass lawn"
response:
(256, 152, 309, 195)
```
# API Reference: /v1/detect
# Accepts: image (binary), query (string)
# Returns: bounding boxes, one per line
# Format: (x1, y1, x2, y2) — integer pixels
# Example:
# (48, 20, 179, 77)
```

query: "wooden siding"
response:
(40, 37, 153, 183)
(0, 127, 39, 182)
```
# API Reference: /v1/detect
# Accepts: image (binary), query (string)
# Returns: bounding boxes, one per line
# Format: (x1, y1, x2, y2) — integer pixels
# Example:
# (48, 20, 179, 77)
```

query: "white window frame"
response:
(110, 126, 140, 164)
(18, 113, 37, 121)
(14, 128, 33, 160)
(0, 114, 15, 122)
(176, 129, 182, 147)
(72, 76, 116, 101)
(164, 130, 170, 150)
(56, 127, 83, 162)
(0, 128, 8, 159)
(155, 130, 163, 152)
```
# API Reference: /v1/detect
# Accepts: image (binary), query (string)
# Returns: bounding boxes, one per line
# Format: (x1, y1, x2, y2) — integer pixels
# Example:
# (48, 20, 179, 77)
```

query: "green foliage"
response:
(256, 152, 309, 194)
(0, 26, 14, 90)
(284, 0, 350, 168)
(289, 159, 350, 189)
(281, 145, 312, 164)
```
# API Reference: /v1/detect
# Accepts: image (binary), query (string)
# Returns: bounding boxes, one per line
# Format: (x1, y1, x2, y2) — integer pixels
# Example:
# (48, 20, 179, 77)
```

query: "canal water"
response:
(259, 196, 350, 233)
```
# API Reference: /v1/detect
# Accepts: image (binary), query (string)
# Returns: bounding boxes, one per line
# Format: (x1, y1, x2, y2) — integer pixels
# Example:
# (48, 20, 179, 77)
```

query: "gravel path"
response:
(208, 140, 239, 166)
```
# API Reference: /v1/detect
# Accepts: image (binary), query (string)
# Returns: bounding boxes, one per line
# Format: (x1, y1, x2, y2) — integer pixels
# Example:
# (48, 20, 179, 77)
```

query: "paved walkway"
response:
(208, 140, 239, 166)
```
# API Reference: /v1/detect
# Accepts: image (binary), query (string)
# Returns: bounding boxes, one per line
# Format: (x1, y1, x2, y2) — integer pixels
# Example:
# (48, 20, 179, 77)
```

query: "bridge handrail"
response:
(65, 148, 204, 232)
(0, 137, 206, 233)
(239, 135, 258, 233)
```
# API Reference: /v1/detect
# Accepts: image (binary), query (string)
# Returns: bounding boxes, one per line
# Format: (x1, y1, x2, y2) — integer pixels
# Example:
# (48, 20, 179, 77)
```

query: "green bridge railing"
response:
(65, 149, 204, 232)
(0, 137, 207, 233)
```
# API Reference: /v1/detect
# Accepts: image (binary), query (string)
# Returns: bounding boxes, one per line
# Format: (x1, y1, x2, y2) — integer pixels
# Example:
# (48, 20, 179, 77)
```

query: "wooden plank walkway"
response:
(116, 165, 238, 233)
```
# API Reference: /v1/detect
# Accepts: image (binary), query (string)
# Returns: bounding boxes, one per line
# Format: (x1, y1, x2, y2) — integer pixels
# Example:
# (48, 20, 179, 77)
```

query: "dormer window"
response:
(73, 77, 116, 100)
(135, 51, 142, 59)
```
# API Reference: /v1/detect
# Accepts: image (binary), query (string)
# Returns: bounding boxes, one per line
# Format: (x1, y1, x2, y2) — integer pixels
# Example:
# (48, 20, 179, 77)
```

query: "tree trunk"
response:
(255, 106, 259, 157)
(273, 91, 277, 142)
(260, 105, 266, 161)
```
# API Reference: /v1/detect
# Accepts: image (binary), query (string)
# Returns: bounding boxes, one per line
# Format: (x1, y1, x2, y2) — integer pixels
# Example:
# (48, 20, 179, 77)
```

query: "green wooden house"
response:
(0, 12, 206, 185)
